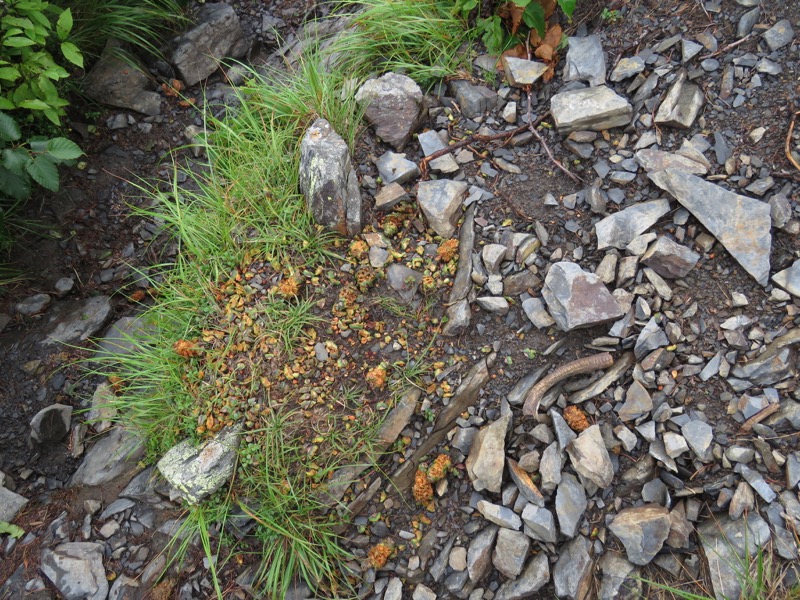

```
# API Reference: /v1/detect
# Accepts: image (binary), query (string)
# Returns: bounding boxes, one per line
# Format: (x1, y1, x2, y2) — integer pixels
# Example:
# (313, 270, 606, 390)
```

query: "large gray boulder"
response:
(649, 169, 771, 285)
(299, 118, 362, 237)
(41, 542, 108, 600)
(171, 2, 249, 86)
(157, 425, 241, 504)
(542, 262, 624, 331)
(355, 73, 424, 151)
(83, 41, 162, 115)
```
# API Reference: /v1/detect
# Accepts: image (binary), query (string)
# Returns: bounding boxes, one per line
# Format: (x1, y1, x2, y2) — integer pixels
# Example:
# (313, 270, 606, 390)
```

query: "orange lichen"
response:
(173, 339, 201, 358)
(427, 454, 451, 483)
(349, 239, 369, 261)
(355, 266, 377, 291)
(437, 239, 459, 262)
(365, 365, 387, 390)
(276, 277, 301, 298)
(412, 469, 434, 504)
(367, 542, 392, 569)
(563, 405, 590, 432)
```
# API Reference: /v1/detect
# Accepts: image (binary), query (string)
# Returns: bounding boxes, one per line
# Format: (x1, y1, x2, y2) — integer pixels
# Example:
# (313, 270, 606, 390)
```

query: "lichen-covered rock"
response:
(299, 118, 362, 237)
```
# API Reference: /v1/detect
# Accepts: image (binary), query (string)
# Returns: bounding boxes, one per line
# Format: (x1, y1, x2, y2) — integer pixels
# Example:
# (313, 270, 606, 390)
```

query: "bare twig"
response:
(740, 403, 781, 434)
(522, 352, 615, 419)
(785, 110, 800, 172)
(525, 91, 584, 184)
(700, 33, 753, 59)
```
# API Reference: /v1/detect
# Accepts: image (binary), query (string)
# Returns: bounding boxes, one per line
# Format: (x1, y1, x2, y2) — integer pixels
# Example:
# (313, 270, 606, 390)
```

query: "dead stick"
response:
(525, 91, 584, 184)
(522, 352, 615, 418)
(700, 33, 752, 59)
(785, 111, 800, 172)
(740, 403, 781, 434)
(419, 117, 546, 177)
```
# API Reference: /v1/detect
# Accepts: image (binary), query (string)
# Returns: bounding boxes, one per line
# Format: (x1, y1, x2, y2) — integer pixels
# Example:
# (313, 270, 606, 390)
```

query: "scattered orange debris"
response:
(173, 339, 201, 358)
(426, 454, 452, 483)
(367, 542, 392, 569)
(563, 405, 590, 432)
(412, 469, 434, 504)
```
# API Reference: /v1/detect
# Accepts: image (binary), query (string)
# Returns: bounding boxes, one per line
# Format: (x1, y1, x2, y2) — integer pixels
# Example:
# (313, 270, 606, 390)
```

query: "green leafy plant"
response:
(0, 1, 83, 125)
(0, 112, 83, 200)
(601, 7, 621, 23)
(0, 521, 25, 538)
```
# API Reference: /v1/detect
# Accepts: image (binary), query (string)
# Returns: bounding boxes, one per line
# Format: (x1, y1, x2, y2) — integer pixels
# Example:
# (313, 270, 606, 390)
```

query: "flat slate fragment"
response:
(550, 86, 632, 133)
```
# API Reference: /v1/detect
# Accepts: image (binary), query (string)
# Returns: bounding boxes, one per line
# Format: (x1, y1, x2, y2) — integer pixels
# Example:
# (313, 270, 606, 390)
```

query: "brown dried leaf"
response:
(543, 23, 562, 48)
(535, 43, 554, 61)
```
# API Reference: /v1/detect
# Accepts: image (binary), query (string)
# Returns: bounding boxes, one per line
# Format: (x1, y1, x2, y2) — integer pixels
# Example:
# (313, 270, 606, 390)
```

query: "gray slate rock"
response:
(556, 473, 587, 538)
(375, 151, 420, 184)
(43, 296, 113, 346)
(495, 553, 549, 600)
(171, 3, 248, 86)
(634, 317, 669, 359)
(649, 169, 771, 285)
(387, 264, 423, 304)
(737, 7, 760, 37)
(522, 504, 557, 543)
(634, 148, 707, 175)
(492, 528, 530, 578)
(618, 381, 652, 422)
(416, 179, 468, 238)
(30, 403, 72, 444)
(83, 41, 161, 115)
(502, 56, 548, 87)
(772, 260, 800, 297)
(681, 420, 713, 462)
(15, 293, 50, 315)
(157, 425, 241, 504)
(599, 551, 641, 600)
(299, 118, 362, 237)
(442, 298, 471, 336)
(70, 427, 144, 487)
(762, 19, 794, 51)
(609, 56, 645, 82)
(551, 86, 632, 133)
(566, 424, 614, 488)
(654, 71, 703, 129)
(95, 315, 154, 362)
(595, 199, 670, 250)
(417, 130, 459, 174)
(641, 236, 700, 278)
(563, 36, 606, 87)
(477, 500, 522, 530)
(0, 486, 28, 522)
(542, 262, 624, 331)
(522, 297, 555, 329)
(553, 536, 593, 600)
(609, 504, 671, 565)
(449, 80, 499, 119)
(466, 415, 510, 493)
(467, 525, 499, 583)
(355, 72, 423, 150)
(41, 542, 108, 600)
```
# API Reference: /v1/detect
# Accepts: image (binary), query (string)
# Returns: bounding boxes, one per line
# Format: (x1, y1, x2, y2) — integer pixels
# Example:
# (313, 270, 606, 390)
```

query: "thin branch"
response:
(525, 90, 584, 184)
(700, 33, 753, 59)
(785, 110, 800, 172)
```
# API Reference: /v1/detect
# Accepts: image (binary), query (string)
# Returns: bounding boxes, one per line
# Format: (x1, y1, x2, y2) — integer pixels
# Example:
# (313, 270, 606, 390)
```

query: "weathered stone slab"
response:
(551, 86, 632, 133)
(542, 262, 624, 331)
(595, 199, 671, 250)
(416, 180, 468, 238)
(654, 70, 704, 129)
(355, 72, 424, 151)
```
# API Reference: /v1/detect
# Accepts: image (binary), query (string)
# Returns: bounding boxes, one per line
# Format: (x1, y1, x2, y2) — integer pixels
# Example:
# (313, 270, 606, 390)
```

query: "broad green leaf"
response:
(511, 0, 531, 5)
(0, 98, 15, 110)
(26, 154, 59, 191)
(12, 83, 31, 104)
(2, 147, 31, 173)
(43, 107, 61, 126)
(3, 17, 34, 30)
(60, 41, 83, 68)
(522, 2, 546, 38)
(42, 66, 70, 80)
(0, 111, 21, 142)
(36, 74, 59, 102)
(28, 11, 52, 30)
(18, 98, 49, 110)
(3, 36, 36, 48)
(46, 138, 83, 161)
(0, 167, 32, 201)
(56, 9, 73, 41)
(29, 140, 48, 153)
(0, 521, 25, 539)
(0, 66, 21, 81)
(557, 0, 577, 18)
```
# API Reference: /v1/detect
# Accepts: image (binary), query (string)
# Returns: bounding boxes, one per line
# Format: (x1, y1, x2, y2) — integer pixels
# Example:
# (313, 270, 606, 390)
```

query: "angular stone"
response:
(772, 260, 800, 298)
(737, 7, 760, 37)
(70, 427, 144, 487)
(542, 262, 624, 331)
(737, 464, 777, 503)
(681, 420, 713, 462)
(30, 403, 72, 445)
(495, 553, 550, 600)
(540, 442, 563, 492)
(0, 486, 28, 523)
(43, 296, 113, 346)
(493, 528, 530, 578)
(466, 415, 510, 493)
(417, 130, 459, 174)
(15, 293, 50, 315)
(476, 297, 509, 315)
(508, 459, 545, 507)
(556, 473, 587, 538)
(681, 39, 704, 63)
(551, 86, 632, 133)
(83, 41, 161, 115)
(171, 3, 247, 86)
(641, 237, 700, 279)
(387, 264, 423, 304)
(649, 169, 771, 285)
(634, 148, 707, 175)
(157, 425, 241, 504)
(502, 56, 548, 87)
(442, 298, 471, 336)
(595, 199, 671, 250)
(449, 80, 498, 119)
(563, 35, 606, 87)
(663, 432, 689, 458)
(610, 56, 645, 82)
(553, 536, 593, 600)
(41, 542, 108, 600)
(504, 270, 540, 297)
(416, 179, 468, 238)
(762, 19, 795, 51)
(522, 504, 557, 543)
(609, 505, 671, 565)
(477, 500, 522, 530)
(654, 70, 703, 129)
(598, 552, 641, 600)
(375, 151, 420, 185)
(467, 525, 498, 583)
(355, 73, 424, 150)
(522, 296, 556, 329)
(618, 381, 652, 422)
(375, 182, 408, 211)
(566, 424, 614, 488)
(299, 118, 362, 236)
(413, 584, 437, 600)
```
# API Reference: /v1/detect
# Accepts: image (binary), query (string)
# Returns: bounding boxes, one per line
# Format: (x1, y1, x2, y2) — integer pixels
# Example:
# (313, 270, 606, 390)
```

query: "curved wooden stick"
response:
(522, 352, 615, 418)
